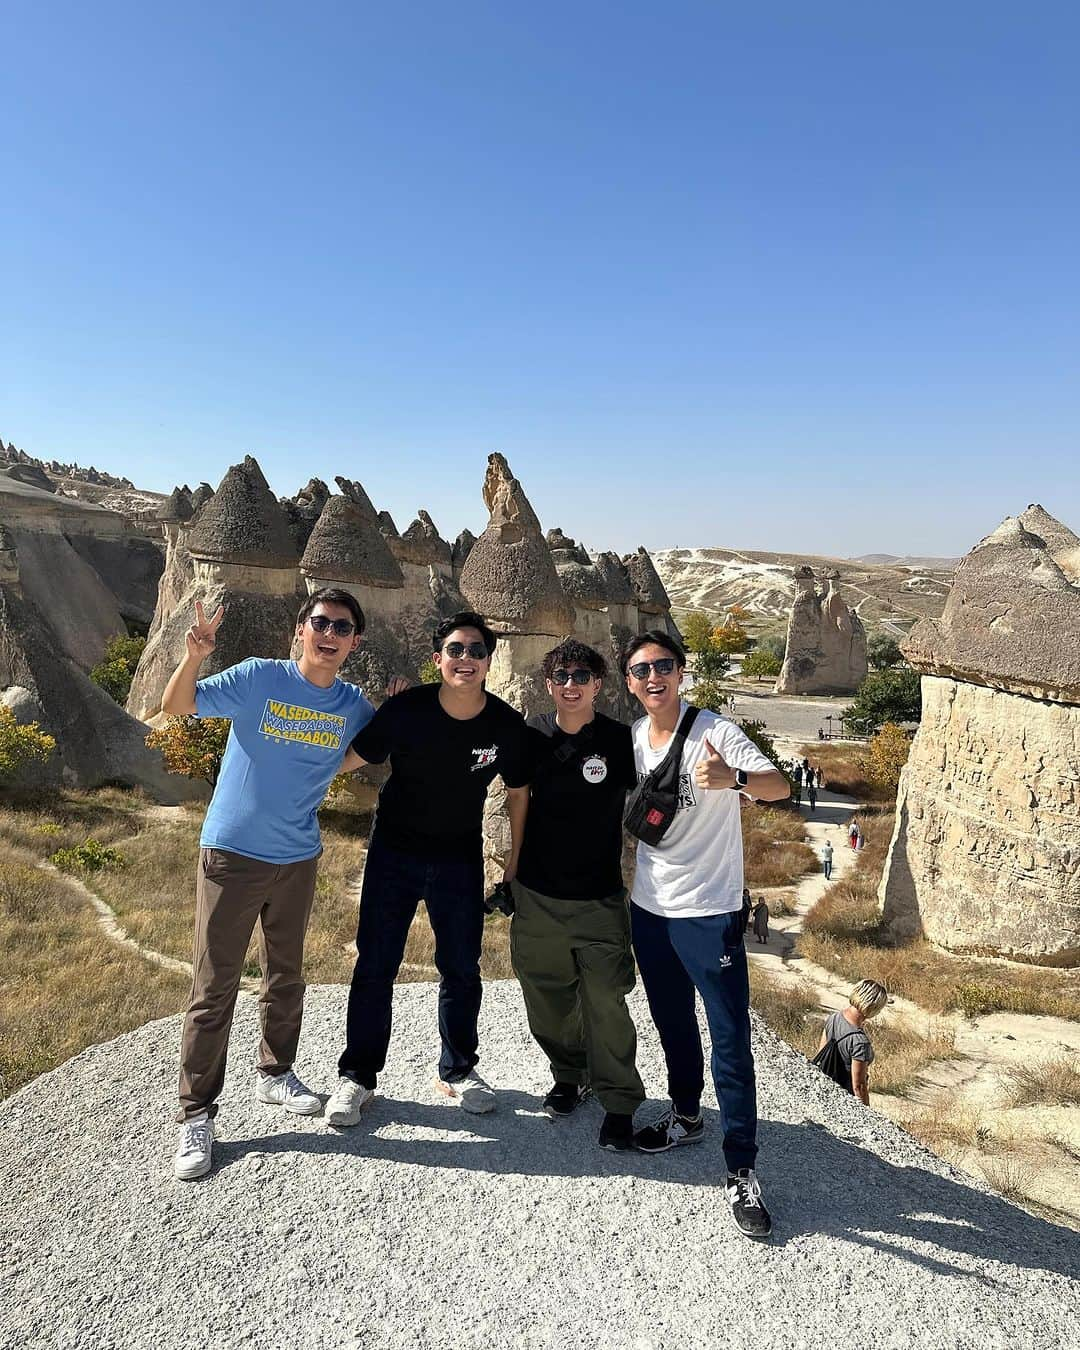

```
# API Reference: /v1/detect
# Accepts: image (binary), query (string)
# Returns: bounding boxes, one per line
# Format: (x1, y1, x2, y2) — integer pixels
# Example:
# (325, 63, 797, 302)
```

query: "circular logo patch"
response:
(582, 755, 608, 784)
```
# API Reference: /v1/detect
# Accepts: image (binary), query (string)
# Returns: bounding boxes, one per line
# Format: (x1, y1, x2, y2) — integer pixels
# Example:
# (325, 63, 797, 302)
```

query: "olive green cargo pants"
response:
(510, 881, 645, 1115)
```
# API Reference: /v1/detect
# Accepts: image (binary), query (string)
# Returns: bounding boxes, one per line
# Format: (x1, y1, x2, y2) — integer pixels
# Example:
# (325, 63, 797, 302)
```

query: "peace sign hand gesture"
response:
(186, 600, 225, 662)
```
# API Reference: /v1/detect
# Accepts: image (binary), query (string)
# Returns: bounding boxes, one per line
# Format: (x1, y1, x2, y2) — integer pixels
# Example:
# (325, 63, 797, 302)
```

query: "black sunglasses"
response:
(307, 614, 357, 637)
(442, 641, 488, 659)
(550, 668, 595, 686)
(627, 657, 676, 679)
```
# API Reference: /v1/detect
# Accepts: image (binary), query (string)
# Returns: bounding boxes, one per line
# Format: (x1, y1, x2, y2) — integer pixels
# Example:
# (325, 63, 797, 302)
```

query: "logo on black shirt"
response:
(471, 744, 499, 772)
(582, 755, 608, 784)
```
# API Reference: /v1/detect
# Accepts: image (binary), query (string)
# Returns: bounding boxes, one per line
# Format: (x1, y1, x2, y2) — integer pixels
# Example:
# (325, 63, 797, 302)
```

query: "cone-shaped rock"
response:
(1018, 502, 1080, 581)
(398, 510, 452, 567)
(902, 508, 1080, 702)
(451, 529, 476, 572)
(157, 486, 193, 524)
(378, 510, 400, 539)
(189, 483, 214, 515)
(186, 456, 297, 568)
(624, 547, 671, 613)
(594, 552, 636, 605)
(459, 454, 573, 633)
(776, 567, 866, 694)
(300, 477, 403, 587)
(281, 478, 330, 552)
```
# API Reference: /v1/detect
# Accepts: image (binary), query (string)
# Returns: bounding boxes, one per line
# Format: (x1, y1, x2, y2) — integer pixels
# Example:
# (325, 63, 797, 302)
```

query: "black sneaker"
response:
(633, 1106, 704, 1152)
(598, 1112, 635, 1151)
(542, 1082, 589, 1119)
(724, 1168, 772, 1240)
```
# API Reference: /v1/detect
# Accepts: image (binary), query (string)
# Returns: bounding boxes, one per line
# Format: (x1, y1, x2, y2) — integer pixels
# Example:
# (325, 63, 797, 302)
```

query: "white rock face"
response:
(775, 569, 867, 695)
(881, 676, 1080, 964)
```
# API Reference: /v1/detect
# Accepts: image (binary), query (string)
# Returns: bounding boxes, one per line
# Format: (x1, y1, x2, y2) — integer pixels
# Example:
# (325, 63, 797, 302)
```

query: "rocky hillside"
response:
(654, 546, 954, 634)
(1, 435, 165, 524)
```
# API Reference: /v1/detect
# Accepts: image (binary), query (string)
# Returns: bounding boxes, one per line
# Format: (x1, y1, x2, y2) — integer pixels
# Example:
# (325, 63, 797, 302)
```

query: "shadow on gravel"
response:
(214, 1101, 1079, 1281)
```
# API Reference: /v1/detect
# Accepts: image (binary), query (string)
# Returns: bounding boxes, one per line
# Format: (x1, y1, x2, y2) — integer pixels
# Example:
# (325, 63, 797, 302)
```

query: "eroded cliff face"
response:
(880, 677, 1080, 964)
(880, 506, 1080, 967)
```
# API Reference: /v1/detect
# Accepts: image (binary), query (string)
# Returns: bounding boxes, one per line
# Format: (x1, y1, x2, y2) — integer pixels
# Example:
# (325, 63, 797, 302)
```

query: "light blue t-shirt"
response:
(196, 658, 374, 864)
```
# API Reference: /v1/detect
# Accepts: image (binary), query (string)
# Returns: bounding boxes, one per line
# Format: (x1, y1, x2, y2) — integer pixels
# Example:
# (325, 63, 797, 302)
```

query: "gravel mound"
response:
(1, 982, 1078, 1350)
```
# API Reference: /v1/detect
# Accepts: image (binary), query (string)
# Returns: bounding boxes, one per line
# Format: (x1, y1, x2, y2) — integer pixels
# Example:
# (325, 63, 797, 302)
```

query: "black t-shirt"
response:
(351, 684, 531, 859)
(516, 711, 637, 902)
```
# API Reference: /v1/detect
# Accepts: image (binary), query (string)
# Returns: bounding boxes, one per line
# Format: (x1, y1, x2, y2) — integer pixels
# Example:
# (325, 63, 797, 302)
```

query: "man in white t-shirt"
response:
(622, 630, 789, 1240)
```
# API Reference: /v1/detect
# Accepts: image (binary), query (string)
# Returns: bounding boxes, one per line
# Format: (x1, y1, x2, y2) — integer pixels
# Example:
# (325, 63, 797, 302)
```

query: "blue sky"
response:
(2, 2, 1077, 557)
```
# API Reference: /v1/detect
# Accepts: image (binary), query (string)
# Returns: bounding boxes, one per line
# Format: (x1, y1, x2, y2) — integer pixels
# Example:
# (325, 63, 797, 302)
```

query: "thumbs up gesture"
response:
(186, 600, 225, 662)
(695, 737, 738, 791)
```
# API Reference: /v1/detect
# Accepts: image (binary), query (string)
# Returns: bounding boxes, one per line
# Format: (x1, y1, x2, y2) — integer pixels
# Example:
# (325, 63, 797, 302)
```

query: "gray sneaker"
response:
(255, 1069, 322, 1116)
(325, 1076, 374, 1128)
(436, 1070, 496, 1114)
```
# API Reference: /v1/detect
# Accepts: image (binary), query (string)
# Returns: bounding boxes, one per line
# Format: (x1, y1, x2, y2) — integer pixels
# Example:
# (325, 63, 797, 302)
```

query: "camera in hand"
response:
(483, 882, 515, 916)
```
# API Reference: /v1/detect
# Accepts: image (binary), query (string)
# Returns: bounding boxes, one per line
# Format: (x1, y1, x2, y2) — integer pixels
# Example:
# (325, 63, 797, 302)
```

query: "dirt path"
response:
(748, 781, 1080, 1228)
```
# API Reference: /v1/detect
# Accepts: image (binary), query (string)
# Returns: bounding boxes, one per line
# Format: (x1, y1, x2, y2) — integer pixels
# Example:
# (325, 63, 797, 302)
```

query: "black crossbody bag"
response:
(623, 705, 700, 846)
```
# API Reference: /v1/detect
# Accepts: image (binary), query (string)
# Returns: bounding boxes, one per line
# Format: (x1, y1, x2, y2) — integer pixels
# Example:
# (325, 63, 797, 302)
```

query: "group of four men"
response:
(165, 588, 788, 1239)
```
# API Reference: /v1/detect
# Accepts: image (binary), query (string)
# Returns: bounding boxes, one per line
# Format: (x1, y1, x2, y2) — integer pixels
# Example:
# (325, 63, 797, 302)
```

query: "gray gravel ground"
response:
(1, 982, 1077, 1350)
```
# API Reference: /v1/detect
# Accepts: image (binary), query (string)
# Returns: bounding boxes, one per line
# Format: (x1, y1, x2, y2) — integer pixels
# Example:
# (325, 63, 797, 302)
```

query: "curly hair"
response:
(541, 639, 607, 681)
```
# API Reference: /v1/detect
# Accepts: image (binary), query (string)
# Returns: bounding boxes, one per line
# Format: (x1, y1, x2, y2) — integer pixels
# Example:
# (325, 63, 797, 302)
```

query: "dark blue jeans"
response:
(339, 835, 485, 1088)
(631, 903, 758, 1171)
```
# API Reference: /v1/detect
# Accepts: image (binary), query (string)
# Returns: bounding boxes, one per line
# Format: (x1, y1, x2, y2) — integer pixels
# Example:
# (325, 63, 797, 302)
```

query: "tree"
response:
(685, 677, 731, 714)
(694, 646, 731, 679)
(867, 632, 904, 670)
(145, 717, 231, 786)
(727, 604, 752, 625)
(741, 649, 781, 682)
(90, 633, 146, 705)
(757, 633, 786, 663)
(0, 706, 56, 784)
(842, 668, 921, 736)
(865, 722, 912, 790)
(711, 620, 748, 655)
(681, 611, 715, 654)
(738, 719, 783, 769)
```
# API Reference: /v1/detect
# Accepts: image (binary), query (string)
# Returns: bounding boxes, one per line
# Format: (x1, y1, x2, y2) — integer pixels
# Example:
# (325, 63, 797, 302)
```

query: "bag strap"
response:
(650, 704, 700, 778)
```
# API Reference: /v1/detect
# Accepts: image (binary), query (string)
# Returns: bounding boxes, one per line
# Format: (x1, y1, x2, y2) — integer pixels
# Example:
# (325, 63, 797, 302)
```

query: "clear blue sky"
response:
(2, 2, 1077, 558)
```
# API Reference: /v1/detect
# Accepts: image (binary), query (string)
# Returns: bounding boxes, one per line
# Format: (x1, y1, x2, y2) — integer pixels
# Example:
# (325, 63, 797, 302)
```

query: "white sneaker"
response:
(325, 1076, 375, 1128)
(255, 1069, 322, 1116)
(174, 1114, 215, 1181)
(436, 1069, 496, 1114)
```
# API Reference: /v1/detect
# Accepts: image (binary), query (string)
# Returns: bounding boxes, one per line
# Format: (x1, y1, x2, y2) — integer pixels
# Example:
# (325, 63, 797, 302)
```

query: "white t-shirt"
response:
(630, 703, 777, 919)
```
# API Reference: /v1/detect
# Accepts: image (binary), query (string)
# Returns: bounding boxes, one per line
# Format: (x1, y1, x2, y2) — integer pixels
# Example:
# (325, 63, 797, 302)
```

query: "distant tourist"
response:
(848, 818, 860, 850)
(621, 630, 790, 1240)
(511, 639, 644, 1152)
(165, 589, 385, 1181)
(752, 899, 770, 944)
(326, 612, 531, 1127)
(815, 980, 889, 1105)
(821, 840, 834, 881)
(792, 762, 803, 805)
(806, 776, 818, 812)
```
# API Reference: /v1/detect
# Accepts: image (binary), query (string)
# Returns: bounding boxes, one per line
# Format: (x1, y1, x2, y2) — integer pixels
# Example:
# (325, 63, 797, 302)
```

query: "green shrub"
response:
(0, 706, 56, 783)
(50, 839, 128, 874)
(89, 634, 146, 705)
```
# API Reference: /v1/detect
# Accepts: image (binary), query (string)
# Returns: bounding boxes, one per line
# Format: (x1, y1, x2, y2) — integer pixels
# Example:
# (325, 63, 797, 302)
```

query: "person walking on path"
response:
(821, 840, 834, 881)
(816, 980, 889, 1105)
(327, 612, 532, 1126)
(511, 639, 644, 1152)
(621, 630, 790, 1240)
(752, 899, 770, 945)
(806, 776, 818, 812)
(792, 761, 803, 806)
(848, 818, 859, 849)
(164, 588, 383, 1181)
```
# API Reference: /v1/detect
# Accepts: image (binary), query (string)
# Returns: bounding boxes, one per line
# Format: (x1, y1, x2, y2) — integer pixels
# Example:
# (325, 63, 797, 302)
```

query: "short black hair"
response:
(297, 587, 365, 635)
(542, 639, 607, 681)
(620, 629, 687, 675)
(432, 611, 497, 656)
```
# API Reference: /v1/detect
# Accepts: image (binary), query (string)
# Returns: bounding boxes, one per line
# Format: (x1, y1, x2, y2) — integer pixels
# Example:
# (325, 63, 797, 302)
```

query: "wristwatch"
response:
(733, 768, 749, 790)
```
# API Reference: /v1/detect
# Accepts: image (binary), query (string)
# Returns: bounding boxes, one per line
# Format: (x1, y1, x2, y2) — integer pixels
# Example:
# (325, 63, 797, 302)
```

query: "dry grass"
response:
(978, 1156, 1038, 1206)
(799, 743, 893, 803)
(1003, 1055, 1080, 1108)
(742, 802, 817, 889)
(801, 808, 1080, 1022)
(0, 849, 188, 1100)
(748, 966, 822, 1056)
(904, 1100, 996, 1153)
(0, 787, 145, 860)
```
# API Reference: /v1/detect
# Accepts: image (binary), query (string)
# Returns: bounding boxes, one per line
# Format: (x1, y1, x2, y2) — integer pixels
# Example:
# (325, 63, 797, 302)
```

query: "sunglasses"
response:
(307, 615, 357, 637)
(627, 657, 677, 679)
(442, 641, 489, 660)
(550, 668, 595, 686)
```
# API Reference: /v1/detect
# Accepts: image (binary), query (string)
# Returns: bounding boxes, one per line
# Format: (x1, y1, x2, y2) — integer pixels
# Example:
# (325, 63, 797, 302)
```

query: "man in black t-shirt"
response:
(325, 612, 531, 1125)
(512, 639, 645, 1151)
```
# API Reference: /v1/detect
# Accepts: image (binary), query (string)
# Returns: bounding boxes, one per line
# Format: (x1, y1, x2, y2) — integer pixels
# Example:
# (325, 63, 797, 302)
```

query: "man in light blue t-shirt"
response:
(163, 587, 389, 1181)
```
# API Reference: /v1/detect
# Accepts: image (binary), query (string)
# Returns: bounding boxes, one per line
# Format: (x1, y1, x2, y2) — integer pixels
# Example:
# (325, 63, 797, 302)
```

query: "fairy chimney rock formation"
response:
(880, 505, 1080, 966)
(451, 529, 475, 575)
(299, 478, 403, 589)
(189, 482, 215, 515)
(624, 547, 671, 615)
(397, 511, 452, 568)
(775, 567, 867, 695)
(157, 486, 193, 525)
(459, 454, 574, 636)
(185, 456, 297, 572)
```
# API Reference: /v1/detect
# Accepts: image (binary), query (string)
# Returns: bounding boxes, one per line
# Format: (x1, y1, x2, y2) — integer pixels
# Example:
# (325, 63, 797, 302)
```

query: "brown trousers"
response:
(176, 847, 319, 1122)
